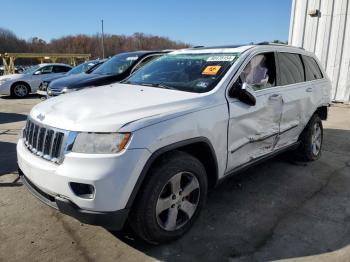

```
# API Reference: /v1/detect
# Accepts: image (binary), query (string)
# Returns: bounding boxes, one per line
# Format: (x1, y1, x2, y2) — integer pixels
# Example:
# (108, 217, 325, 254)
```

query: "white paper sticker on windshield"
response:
(207, 56, 236, 62)
(126, 56, 139, 61)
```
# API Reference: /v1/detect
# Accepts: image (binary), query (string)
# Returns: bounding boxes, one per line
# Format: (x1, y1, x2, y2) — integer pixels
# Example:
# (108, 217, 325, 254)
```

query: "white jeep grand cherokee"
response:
(17, 44, 331, 244)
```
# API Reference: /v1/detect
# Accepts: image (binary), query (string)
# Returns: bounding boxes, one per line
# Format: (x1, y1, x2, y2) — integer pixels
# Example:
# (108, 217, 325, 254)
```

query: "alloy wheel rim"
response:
(311, 122, 322, 156)
(14, 85, 28, 97)
(156, 172, 200, 231)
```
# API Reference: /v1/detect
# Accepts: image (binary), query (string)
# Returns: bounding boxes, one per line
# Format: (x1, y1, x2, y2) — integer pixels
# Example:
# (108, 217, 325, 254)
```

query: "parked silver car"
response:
(0, 63, 72, 98)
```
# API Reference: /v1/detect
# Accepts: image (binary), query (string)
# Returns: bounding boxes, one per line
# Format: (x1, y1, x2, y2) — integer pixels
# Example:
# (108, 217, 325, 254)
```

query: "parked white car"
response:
(0, 63, 72, 98)
(17, 44, 331, 244)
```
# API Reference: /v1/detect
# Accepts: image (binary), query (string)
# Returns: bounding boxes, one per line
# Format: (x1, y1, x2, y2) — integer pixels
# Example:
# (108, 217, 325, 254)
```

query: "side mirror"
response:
(33, 71, 41, 75)
(229, 81, 256, 106)
(240, 83, 256, 106)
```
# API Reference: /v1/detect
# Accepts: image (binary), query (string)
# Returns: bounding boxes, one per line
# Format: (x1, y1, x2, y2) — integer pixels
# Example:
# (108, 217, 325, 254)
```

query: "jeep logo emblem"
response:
(37, 113, 45, 121)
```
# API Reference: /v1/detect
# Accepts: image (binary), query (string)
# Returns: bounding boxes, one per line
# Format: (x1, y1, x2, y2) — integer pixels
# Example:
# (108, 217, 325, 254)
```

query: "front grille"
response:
(23, 118, 68, 164)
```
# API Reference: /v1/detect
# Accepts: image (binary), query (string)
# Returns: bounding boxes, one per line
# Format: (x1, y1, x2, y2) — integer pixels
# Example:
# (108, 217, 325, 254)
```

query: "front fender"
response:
(127, 104, 229, 179)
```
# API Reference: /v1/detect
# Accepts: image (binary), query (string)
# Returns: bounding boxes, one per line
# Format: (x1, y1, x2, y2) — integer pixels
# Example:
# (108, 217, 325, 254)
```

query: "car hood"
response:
(49, 73, 113, 89)
(30, 83, 207, 132)
(0, 74, 24, 81)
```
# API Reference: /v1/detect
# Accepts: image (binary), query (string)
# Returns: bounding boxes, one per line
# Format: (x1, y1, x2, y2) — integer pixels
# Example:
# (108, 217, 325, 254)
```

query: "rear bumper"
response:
(19, 169, 129, 230)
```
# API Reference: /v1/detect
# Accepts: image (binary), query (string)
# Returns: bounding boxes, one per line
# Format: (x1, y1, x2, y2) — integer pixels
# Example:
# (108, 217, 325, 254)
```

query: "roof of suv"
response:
(173, 43, 311, 56)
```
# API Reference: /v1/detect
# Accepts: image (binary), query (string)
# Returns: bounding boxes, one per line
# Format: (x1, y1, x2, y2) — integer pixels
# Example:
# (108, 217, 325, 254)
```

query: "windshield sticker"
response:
(126, 56, 139, 61)
(202, 65, 221, 75)
(207, 56, 236, 62)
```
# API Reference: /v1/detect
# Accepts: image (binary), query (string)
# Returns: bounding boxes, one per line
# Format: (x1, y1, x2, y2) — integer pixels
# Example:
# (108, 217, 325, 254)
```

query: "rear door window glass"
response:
(278, 53, 305, 85)
(53, 66, 71, 73)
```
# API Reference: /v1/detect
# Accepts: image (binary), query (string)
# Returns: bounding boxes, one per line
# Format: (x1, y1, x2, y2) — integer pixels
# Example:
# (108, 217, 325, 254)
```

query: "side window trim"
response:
(131, 55, 159, 74)
(313, 57, 324, 79)
(275, 51, 282, 87)
(299, 54, 307, 82)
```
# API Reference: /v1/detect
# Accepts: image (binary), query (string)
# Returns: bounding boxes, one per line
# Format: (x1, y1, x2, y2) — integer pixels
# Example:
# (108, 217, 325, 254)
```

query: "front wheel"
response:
(297, 114, 323, 161)
(11, 83, 30, 98)
(129, 151, 208, 244)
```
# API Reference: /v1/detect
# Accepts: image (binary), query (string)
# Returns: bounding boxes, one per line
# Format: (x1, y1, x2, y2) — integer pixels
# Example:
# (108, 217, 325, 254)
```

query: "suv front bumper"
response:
(17, 138, 151, 229)
(19, 169, 129, 230)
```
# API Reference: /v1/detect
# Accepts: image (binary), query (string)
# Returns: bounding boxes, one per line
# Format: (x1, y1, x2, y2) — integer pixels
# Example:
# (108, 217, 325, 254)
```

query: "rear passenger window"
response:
(303, 56, 323, 81)
(278, 53, 305, 85)
(53, 66, 71, 73)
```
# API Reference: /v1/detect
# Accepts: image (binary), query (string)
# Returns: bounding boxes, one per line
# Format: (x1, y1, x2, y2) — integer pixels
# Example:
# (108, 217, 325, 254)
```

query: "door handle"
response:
(269, 94, 281, 101)
(306, 87, 313, 92)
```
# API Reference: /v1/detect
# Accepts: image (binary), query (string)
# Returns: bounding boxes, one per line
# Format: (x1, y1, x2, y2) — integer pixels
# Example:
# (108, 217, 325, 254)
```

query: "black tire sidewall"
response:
(300, 114, 323, 161)
(11, 83, 29, 98)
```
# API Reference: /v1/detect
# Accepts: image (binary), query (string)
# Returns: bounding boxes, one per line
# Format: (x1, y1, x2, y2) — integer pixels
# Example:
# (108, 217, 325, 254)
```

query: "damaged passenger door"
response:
(226, 52, 283, 172)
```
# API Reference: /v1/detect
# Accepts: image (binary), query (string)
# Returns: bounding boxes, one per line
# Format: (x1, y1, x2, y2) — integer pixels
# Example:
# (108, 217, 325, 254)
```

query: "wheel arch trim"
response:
(11, 81, 32, 93)
(125, 137, 219, 209)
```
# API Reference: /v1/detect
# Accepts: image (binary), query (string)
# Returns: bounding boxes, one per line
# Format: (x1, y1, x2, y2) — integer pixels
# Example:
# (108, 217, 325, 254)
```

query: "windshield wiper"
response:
(138, 82, 176, 90)
(122, 81, 177, 90)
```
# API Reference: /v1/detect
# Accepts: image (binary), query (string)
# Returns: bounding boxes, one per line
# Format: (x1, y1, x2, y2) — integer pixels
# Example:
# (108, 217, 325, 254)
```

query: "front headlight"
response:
(72, 132, 131, 154)
(63, 86, 94, 93)
(62, 87, 76, 94)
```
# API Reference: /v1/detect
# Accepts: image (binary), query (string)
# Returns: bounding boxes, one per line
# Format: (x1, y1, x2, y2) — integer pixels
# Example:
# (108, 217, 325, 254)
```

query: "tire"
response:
(11, 83, 30, 98)
(129, 150, 208, 244)
(297, 114, 323, 161)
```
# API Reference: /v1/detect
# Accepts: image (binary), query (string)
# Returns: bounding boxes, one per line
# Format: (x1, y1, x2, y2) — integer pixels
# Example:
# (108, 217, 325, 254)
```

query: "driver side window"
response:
(240, 53, 276, 91)
(39, 66, 53, 74)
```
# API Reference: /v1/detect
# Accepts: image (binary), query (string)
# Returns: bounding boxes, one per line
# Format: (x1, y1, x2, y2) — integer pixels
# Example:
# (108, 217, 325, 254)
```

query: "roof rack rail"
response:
(256, 41, 287, 46)
(255, 42, 305, 50)
(190, 44, 246, 50)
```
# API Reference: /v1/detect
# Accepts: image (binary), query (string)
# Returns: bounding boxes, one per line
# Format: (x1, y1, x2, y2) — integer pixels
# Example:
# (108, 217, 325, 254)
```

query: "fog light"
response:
(69, 182, 95, 199)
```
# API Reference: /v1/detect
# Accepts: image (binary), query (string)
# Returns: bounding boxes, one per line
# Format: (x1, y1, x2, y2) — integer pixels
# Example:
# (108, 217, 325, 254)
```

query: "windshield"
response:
(124, 53, 239, 93)
(23, 65, 40, 74)
(93, 53, 139, 75)
(67, 61, 99, 75)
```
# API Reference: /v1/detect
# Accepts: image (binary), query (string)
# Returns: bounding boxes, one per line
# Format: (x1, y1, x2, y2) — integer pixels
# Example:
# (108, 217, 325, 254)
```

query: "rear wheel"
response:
(129, 151, 208, 244)
(297, 114, 323, 161)
(11, 83, 30, 98)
